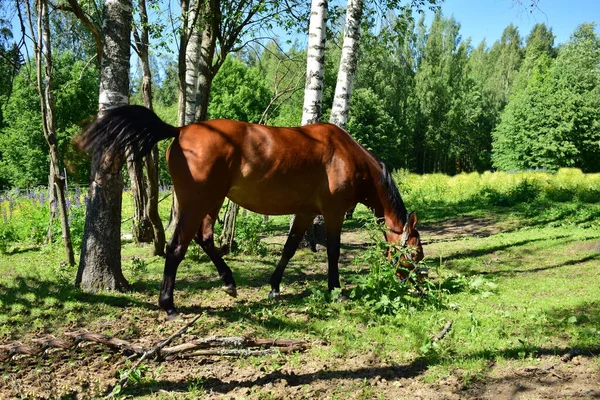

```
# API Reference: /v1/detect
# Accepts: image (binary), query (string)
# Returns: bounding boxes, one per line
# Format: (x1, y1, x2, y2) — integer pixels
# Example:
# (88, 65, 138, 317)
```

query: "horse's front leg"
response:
(324, 213, 345, 300)
(269, 213, 316, 299)
(194, 210, 237, 297)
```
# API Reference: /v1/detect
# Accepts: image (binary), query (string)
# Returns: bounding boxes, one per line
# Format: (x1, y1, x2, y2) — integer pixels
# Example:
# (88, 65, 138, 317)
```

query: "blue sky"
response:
(428, 0, 600, 46)
(4, 0, 598, 57)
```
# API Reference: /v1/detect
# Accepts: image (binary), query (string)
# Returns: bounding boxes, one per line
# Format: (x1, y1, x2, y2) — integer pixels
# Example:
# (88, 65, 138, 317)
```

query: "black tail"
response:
(79, 105, 179, 162)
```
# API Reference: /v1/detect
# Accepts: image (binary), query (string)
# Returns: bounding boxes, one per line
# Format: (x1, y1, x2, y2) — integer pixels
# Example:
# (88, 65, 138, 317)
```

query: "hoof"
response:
(268, 290, 280, 300)
(334, 293, 349, 303)
(222, 284, 237, 298)
(165, 309, 179, 321)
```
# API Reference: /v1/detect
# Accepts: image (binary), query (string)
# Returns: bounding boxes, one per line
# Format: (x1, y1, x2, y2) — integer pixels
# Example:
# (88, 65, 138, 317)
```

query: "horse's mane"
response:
(379, 162, 408, 224)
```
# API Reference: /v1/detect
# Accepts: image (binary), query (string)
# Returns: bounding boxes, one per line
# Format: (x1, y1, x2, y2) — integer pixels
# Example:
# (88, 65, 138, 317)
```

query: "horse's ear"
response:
(408, 211, 418, 231)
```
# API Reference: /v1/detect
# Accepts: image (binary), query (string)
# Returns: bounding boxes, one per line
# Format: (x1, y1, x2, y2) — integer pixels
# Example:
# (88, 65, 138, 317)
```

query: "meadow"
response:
(1, 168, 599, 399)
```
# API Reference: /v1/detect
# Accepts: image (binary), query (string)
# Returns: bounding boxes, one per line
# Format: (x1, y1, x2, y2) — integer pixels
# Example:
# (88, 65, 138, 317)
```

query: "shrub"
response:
(234, 212, 270, 256)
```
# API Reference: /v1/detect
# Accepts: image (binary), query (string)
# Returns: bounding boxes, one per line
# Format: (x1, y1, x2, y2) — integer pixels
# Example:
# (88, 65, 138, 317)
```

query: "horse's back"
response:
(170, 120, 376, 215)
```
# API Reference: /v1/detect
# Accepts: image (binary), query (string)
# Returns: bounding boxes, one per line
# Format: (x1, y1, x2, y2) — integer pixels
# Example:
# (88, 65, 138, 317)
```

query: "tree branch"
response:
(60, 0, 103, 65)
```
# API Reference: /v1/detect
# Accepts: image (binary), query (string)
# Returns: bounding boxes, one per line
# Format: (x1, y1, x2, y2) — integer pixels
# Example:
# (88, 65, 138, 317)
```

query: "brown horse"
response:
(80, 105, 424, 318)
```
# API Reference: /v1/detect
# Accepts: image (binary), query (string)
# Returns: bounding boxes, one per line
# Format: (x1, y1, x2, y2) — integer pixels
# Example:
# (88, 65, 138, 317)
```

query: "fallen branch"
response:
(158, 192, 171, 204)
(121, 193, 172, 223)
(64, 331, 145, 355)
(523, 364, 566, 380)
(162, 336, 307, 356)
(0, 328, 308, 363)
(433, 320, 453, 342)
(561, 348, 582, 363)
(107, 314, 202, 397)
(178, 345, 305, 359)
(547, 368, 566, 380)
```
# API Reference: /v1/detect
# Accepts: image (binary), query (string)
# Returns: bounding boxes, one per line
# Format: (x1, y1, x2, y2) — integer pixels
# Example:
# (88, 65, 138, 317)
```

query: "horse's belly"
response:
(227, 182, 321, 216)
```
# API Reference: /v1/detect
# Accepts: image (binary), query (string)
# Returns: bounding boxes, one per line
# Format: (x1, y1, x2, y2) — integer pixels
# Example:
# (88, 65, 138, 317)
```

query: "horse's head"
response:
(387, 211, 424, 274)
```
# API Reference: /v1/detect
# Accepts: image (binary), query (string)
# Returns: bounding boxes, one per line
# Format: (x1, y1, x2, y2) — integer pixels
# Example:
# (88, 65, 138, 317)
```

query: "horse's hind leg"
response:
(269, 213, 316, 299)
(159, 211, 203, 319)
(194, 205, 237, 298)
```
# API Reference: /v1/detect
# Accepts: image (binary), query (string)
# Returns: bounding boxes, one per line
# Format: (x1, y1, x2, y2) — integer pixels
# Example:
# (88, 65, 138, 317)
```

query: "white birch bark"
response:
(297, 0, 328, 249)
(301, 0, 328, 125)
(171, 0, 201, 230)
(329, 0, 363, 129)
(184, 0, 202, 124)
(194, 0, 218, 123)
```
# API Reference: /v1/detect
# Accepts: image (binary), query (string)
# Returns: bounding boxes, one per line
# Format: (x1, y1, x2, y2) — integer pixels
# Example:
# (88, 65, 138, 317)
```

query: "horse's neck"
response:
(365, 182, 406, 233)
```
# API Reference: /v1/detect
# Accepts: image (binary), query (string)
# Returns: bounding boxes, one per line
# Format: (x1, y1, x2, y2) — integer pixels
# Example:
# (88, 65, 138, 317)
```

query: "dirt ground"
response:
(4, 346, 600, 399)
(2, 217, 600, 399)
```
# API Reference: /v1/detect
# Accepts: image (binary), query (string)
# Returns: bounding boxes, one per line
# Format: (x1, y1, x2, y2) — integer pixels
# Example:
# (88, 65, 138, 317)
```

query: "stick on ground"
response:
(106, 314, 201, 398)
(433, 320, 453, 342)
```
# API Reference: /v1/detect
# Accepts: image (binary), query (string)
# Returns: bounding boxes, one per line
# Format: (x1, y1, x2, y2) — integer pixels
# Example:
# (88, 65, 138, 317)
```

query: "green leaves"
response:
(208, 56, 271, 123)
(493, 23, 600, 172)
(0, 52, 97, 188)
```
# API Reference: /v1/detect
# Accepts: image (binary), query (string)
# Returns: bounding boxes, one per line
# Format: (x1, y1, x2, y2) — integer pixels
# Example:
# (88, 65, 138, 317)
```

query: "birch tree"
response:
(76, 0, 132, 291)
(296, 0, 328, 249)
(301, 0, 328, 125)
(167, 0, 202, 231)
(329, 0, 363, 128)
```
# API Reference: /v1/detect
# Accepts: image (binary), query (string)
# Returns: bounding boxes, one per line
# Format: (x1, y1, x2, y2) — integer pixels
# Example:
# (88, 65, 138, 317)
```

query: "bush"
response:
(233, 212, 270, 256)
(577, 188, 600, 203)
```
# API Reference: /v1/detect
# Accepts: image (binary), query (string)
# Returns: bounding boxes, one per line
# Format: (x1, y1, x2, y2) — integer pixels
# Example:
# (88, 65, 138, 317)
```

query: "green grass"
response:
(1, 168, 600, 397)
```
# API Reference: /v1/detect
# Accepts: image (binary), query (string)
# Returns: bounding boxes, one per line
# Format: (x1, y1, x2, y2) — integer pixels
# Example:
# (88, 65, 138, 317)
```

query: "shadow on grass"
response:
(0, 276, 157, 316)
(476, 254, 600, 278)
(418, 196, 600, 230)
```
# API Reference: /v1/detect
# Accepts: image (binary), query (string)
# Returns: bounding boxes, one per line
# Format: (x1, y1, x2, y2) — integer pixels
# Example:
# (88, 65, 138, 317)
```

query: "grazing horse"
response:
(80, 105, 424, 318)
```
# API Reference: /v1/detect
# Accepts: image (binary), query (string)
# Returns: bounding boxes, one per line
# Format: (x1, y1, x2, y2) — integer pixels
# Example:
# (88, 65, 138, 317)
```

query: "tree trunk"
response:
(35, 0, 75, 265)
(45, 163, 56, 244)
(127, 156, 153, 243)
(194, 0, 218, 122)
(301, 0, 328, 125)
(169, 0, 201, 231)
(330, 0, 363, 220)
(219, 200, 239, 254)
(131, 0, 165, 254)
(329, 0, 363, 128)
(177, 0, 191, 127)
(184, 1, 202, 124)
(145, 146, 165, 256)
(298, 0, 328, 249)
(77, 0, 132, 292)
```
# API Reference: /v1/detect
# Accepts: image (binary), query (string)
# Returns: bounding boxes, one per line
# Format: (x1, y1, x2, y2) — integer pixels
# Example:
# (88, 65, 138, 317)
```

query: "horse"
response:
(80, 105, 424, 318)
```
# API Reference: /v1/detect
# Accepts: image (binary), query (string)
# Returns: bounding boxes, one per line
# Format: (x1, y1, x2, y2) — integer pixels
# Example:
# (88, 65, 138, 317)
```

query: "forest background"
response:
(0, 0, 599, 190)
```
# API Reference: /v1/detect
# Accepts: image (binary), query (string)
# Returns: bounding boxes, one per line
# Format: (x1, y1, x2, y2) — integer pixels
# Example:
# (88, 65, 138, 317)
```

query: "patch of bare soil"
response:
(573, 240, 600, 255)
(464, 355, 600, 399)
(419, 215, 515, 243)
(4, 342, 600, 399)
